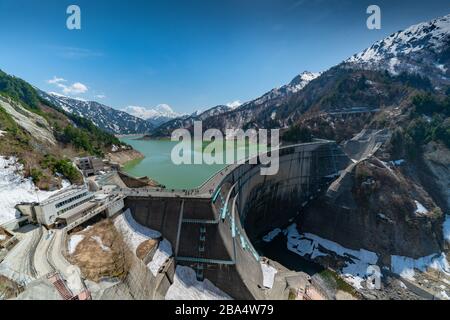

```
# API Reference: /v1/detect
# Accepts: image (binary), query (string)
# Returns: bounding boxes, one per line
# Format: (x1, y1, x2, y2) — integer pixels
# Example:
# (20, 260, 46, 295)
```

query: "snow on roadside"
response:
(262, 228, 282, 243)
(148, 239, 172, 276)
(260, 263, 277, 289)
(114, 208, 161, 253)
(391, 253, 450, 281)
(0, 156, 71, 224)
(165, 266, 232, 300)
(68, 235, 85, 255)
(284, 223, 378, 289)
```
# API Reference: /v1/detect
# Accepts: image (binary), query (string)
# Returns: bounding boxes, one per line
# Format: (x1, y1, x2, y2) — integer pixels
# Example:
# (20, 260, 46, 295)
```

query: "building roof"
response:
(40, 185, 88, 206)
(57, 201, 97, 220)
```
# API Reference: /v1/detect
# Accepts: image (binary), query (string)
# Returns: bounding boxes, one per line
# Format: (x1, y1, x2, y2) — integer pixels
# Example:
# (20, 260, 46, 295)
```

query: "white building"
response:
(33, 185, 94, 226)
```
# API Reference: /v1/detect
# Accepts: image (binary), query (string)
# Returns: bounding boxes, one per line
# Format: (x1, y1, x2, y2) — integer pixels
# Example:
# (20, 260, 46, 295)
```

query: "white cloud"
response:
(47, 76, 88, 95)
(95, 94, 106, 99)
(47, 76, 66, 84)
(226, 100, 242, 109)
(63, 82, 88, 95)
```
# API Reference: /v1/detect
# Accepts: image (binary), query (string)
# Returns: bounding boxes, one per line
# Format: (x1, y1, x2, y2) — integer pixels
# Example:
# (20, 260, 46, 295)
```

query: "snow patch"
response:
(147, 239, 172, 276)
(398, 280, 407, 289)
(0, 156, 71, 224)
(262, 228, 282, 243)
(443, 215, 450, 244)
(226, 101, 242, 109)
(270, 112, 277, 120)
(285, 223, 378, 289)
(114, 209, 161, 253)
(389, 57, 400, 74)
(165, 266, 232, 300)
(414, 200, 428, 215)
(390, 159, 405, 166)
(391, 253, 450, 281)
(260, 263, 277, 289)
(91, 236, 110, 252)
(436, 64, 448, 72)
(68, 235, 85, 255)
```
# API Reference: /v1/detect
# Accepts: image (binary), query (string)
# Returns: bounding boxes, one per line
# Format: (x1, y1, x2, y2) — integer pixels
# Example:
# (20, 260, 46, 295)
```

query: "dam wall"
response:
(123, 141, 350, 299)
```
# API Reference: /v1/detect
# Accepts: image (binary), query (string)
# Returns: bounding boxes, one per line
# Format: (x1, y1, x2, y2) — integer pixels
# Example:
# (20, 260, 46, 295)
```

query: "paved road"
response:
(47, 230, 73, 280)
(33, 228, 55, 277)
(0, 227, 41, 286)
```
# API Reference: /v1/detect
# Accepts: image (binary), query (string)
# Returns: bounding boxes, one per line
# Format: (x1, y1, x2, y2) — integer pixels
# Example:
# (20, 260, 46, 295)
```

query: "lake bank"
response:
(119, 136, 265, 189)
(107, 148, 145, 166)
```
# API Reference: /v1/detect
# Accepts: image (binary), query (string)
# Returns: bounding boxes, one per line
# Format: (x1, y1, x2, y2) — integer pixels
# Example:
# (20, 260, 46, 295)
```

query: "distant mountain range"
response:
(37, 14, 450, 137)
(152, 14, 450, 137)
(120, 104, 183, 127)
(151, 71, 321, 137)
(38, 91, 155, 135)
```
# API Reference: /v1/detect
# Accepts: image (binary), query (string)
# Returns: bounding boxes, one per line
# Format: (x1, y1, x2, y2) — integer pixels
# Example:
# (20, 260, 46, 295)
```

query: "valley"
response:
(0, 11, 449, 302)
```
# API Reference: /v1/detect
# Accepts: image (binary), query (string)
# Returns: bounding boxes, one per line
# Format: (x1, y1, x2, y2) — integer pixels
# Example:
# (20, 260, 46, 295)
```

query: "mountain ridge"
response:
(151, 71, 321, 137)
(152, 13, 450, 137)
(39, 91, 155, 135)
(346, 13, 450, 85)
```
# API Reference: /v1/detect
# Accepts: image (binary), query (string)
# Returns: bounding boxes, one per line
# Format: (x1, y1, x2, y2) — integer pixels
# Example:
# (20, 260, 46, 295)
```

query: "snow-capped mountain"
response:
(346, 14, 450, 84)
(151, 104, 237, 136)
(121, 104, 183, 127)
(226, 101, 242, 109)
(241, 71, 321, 108)
(39, 91, 154, 135)
(152, 71, 320, 137)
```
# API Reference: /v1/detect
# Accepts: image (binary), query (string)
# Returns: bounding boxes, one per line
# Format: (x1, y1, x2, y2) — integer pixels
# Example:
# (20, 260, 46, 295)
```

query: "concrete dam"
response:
(122, 141, 350, 299)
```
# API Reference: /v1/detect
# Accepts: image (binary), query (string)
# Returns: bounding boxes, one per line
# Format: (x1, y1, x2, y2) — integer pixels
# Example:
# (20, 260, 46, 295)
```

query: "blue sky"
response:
(0, 0, 449, 114)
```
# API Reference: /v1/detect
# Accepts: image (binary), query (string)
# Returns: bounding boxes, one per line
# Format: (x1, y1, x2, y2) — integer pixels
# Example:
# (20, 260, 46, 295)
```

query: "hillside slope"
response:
(151, 71, 320, 137)
(151, 14, 449, 138)
(39, 91, 154, 135)
(347, 14, 450, 85)
(0, 70, 130, 190)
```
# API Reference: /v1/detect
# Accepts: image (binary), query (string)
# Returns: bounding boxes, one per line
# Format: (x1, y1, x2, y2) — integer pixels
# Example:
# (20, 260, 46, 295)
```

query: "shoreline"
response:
(106, 149, 145, 167)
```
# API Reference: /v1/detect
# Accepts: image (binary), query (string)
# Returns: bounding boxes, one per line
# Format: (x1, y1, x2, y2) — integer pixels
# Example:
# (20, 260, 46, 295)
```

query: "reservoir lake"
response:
(119, 137, 266, 190)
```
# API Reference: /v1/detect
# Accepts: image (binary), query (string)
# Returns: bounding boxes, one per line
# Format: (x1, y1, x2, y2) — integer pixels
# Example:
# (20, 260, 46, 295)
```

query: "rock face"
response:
(423, 142, 450, 212)
(300, 157, 444, 263)
(0, 96, 56, 146)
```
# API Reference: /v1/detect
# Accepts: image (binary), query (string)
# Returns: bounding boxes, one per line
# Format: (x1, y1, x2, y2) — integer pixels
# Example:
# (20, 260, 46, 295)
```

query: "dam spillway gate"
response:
(121, 141, 350, 299)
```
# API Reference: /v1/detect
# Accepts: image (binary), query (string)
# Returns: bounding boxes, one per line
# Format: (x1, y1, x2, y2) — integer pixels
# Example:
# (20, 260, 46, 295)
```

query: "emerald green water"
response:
(119, 137, 265, 190)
